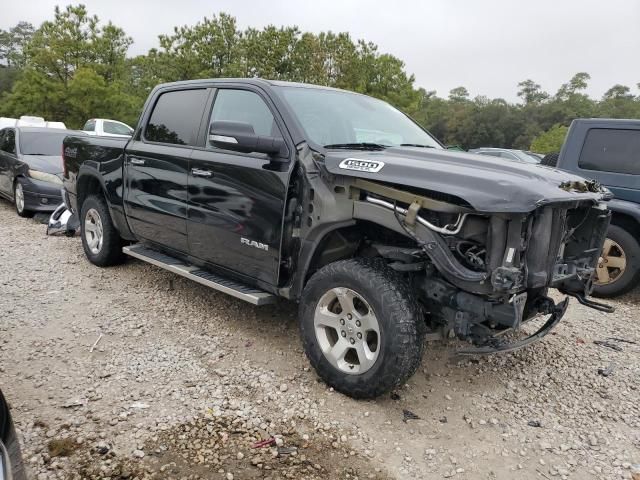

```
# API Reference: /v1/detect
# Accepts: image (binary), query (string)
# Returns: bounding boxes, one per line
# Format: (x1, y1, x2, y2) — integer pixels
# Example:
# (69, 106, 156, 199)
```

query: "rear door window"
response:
(578, 128, 640, 175)
(83, 120, 96, 132)
(145, 89, 208, 146)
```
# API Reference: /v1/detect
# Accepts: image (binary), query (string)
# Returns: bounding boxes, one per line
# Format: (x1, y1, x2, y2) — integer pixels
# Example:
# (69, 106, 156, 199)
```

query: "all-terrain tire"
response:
(80, 194, 125, 267)
(299, 258, 426, 399)
(592, 225, 640, 298)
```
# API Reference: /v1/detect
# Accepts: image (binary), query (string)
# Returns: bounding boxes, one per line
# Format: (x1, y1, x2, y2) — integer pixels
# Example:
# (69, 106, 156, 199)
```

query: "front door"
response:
(187, 87, 291, 285)
(123, 88, 209, 253)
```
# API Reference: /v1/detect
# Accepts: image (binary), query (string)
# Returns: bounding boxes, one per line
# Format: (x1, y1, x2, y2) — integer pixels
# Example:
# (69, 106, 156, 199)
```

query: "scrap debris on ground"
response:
(0, 200, 639, 479)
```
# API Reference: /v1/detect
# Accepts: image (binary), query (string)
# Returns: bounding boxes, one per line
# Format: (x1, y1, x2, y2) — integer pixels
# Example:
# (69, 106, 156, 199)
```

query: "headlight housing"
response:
(29, 169, 63, 185)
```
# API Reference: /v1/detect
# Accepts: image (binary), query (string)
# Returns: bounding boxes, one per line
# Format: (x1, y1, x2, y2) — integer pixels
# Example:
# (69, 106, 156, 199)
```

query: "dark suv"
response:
(555, 118, 640, 297)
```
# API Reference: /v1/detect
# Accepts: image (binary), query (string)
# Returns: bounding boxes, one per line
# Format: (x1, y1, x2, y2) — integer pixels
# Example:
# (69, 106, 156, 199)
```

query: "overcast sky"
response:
(3, 0, 640, 101)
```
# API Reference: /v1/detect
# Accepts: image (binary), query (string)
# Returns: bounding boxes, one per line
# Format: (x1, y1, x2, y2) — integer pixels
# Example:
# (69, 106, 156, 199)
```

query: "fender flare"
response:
(607, 198, 640, 224)
(288, 220, 356, 300)
(76, 165, 136, 241)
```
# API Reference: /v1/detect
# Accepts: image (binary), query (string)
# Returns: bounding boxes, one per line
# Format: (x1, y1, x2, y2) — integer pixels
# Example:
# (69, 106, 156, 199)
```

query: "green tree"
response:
(448, 86, 469, 102)
(530, 124, 568, 154)
(517, 79, 549, 104)
(0, 21, 35, 68)
(3, 5, 640, 145)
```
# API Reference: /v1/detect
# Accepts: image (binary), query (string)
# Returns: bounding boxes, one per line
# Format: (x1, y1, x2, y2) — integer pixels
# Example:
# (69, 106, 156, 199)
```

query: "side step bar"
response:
(123, 245, 276, 306)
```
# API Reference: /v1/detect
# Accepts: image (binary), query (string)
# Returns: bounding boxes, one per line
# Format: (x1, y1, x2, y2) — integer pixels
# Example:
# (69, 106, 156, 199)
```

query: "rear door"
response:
(123, 87, 210, 253)
(187, 86, 291, 285)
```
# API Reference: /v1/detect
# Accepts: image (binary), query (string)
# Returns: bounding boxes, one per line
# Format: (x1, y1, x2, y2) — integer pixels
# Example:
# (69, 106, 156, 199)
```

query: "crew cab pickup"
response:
(62, 79, 613, 399)
(554, 118, 640, 297)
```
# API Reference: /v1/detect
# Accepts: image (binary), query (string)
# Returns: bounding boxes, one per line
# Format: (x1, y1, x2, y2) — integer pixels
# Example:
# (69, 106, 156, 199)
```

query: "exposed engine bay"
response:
(350, 178, 612, 353)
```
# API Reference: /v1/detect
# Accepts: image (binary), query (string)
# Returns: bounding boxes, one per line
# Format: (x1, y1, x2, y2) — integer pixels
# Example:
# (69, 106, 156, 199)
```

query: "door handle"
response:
(191, 168, 213, 178)
(129, 157, 145, 166)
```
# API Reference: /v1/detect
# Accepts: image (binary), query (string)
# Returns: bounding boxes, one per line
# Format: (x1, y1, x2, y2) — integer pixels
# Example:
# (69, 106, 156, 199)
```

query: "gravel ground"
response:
(1, 198, 639, 480)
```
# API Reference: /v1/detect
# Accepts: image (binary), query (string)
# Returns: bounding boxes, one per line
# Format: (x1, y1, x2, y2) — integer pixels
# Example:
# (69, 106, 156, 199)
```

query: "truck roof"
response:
(571, 118, 640, 127)
(154, 78, 358, 95)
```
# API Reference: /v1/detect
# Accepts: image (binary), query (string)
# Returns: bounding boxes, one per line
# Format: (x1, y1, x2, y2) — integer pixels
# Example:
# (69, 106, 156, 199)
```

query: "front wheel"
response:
(592, 225, 640, 298)
(13, 180, 32, 218)
(80, 195, 125, 267)
(299, 258, 425, 399)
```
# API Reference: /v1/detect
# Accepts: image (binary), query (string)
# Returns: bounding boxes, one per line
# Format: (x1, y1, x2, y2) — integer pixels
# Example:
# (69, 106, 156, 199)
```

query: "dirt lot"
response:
(0, 199, 639, 480)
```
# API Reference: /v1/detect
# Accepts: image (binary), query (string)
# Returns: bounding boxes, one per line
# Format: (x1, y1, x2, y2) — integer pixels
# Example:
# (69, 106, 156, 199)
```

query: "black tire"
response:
(80, 194, 125, 267)
(592, 225, 640, 298)
(540, 152, 559, 167)
(13, 179, 33, 218)
(299, 258, 426, 399)
(0, 391, 26, 480)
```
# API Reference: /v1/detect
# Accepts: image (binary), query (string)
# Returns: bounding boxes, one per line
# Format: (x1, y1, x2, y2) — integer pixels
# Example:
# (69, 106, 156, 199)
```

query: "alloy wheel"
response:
(314, 287, 380, 375)
(595, 238, 627, 285)
(84, 208, 104, 254)
(14, 183, 24, 213)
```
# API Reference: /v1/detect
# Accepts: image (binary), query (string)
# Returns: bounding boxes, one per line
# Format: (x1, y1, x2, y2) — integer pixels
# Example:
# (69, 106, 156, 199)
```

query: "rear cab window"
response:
(578, 128, 640, 175)
(144, 89, 209, 146)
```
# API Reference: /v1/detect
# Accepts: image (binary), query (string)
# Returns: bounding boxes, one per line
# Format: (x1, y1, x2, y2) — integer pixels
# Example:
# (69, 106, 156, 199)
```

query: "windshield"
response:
(278, 86, 441, 149)
(513, 150, 540, 164)
(19, 131, 70, 156)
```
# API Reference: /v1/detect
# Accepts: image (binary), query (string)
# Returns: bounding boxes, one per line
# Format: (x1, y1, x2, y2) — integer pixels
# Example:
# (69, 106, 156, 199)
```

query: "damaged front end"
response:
(348, 177, 614, 354)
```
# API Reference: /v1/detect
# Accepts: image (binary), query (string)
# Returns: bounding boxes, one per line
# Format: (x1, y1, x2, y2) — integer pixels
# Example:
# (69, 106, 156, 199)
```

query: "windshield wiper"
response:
(399, 143, 436, 148)
(323, 142, 388, 151)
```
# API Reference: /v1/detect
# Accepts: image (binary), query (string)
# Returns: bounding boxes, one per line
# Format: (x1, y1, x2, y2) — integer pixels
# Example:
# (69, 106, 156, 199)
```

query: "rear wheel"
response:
(80, 194, 125, 267)
(299, 258, 425, 399)
(13, 180, 32, 218)
(592, 225, 640, 298)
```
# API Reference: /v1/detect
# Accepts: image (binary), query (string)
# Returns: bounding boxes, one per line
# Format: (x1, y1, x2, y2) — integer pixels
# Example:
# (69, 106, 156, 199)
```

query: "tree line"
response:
(1, 4, 639, 152)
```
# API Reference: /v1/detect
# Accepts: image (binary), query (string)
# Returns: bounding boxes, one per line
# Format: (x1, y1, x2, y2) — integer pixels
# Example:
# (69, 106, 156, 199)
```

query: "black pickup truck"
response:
(62, 79, 612, 399)
(553, 118, 640, 297)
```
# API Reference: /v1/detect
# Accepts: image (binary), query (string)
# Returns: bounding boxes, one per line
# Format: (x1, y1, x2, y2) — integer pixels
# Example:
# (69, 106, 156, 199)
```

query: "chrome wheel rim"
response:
(15, 183, 24, 213)
(314, 287, 380, 375)
(84, 208, 104, 255)
(595, 238, 627, 285)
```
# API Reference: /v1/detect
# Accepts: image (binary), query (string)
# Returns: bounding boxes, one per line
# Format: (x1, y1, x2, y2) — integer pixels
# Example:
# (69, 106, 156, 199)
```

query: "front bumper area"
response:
(455, 297, 569, 355)
(22, 177, 62, 212)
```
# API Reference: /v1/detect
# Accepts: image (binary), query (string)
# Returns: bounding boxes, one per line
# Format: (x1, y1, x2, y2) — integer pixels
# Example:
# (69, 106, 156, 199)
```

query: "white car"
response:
(82, 118, 134, 138)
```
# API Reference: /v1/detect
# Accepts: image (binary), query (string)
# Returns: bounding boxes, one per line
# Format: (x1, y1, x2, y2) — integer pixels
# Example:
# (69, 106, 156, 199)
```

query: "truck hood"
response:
(323, 147, 609, 213)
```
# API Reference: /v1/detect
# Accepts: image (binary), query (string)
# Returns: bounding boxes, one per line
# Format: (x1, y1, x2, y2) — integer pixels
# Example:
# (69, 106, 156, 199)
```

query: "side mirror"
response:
(209, 121, 285, 156)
